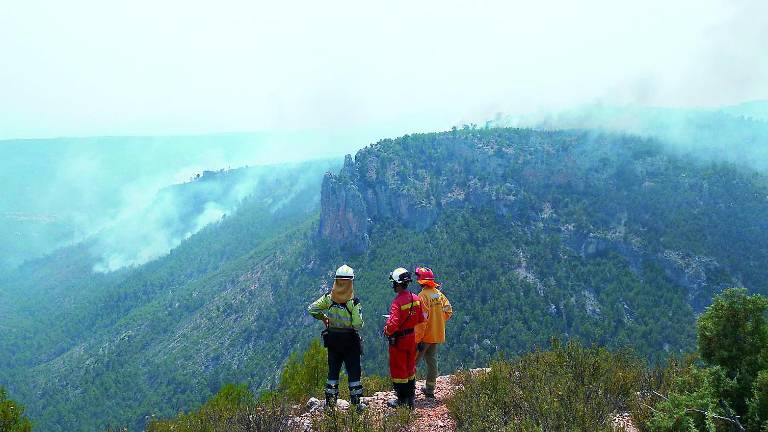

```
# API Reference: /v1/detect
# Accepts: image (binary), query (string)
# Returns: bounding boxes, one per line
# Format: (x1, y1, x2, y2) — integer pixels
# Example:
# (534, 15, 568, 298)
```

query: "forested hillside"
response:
(0, 159, 338, 431)
(2, 126, 767, 431)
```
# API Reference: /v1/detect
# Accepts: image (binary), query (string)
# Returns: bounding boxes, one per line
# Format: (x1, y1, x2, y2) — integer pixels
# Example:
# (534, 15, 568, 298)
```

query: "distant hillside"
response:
(0, 212, 76, 273)
(2, 126, 768, 431)
(721, 100, 768, 122)
(498, 103, 768, 172)
(0, 133, 356, 271)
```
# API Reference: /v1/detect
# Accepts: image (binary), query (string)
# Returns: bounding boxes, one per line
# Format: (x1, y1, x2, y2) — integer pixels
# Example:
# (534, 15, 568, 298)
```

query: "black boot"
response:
(350, 381, 366, 410)
(324, 383, 338, 408)
(421, 384, 435, 398)
(406, 379, 416, 409)
(387, 383, 406, 408)
(350, 394, 366, 410)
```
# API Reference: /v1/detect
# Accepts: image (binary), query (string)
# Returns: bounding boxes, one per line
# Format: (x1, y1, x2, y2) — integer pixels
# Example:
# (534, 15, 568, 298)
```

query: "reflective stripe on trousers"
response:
(349, 380, 363, 396)
(325, 380, 339, 395)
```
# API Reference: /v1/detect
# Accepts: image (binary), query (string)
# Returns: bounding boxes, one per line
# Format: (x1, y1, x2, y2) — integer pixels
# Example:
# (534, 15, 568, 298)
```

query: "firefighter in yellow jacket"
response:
(413, 266, 452, 398)
(308, 265, 365, 409)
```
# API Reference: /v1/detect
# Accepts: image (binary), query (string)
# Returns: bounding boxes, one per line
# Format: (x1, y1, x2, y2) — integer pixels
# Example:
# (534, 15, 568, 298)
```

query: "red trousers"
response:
(388, 334, 417, 383)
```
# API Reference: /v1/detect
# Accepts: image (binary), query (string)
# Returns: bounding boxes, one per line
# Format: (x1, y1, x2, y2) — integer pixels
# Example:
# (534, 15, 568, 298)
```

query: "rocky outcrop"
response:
(318, 156, 370, 253)
(659, 249, 721, 311)
(318, 133, 531, 251)
(318, 129, 621, 252)
(319, 150, 442, 251)
(289, 373, 466, 432)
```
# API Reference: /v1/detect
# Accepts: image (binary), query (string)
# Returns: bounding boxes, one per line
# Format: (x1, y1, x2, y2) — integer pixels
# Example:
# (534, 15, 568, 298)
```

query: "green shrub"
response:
(146, 384, 291, 432)
(279, 338, 329, 402)
(447, 340, 645, 432)
(643, 364, 741, 431)
(0, 387, 32, 432)
(278, 338, 392, 402)
(748, 370, 768, 431)
(361, 375, 392, 396)
(629, 354, 696, 428)
(637, 288, 768, 432)
(697, 288, 768, 415)
(203, 383, 256, 411)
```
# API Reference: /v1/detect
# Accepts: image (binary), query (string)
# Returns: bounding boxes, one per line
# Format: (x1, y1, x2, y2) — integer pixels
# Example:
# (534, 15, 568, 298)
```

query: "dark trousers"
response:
(324, 331, 363, 402)
(328, 346, 361, 382)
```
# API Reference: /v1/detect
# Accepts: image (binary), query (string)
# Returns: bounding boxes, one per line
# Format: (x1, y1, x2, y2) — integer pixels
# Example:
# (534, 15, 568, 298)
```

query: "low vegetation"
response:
(0, 387, 32, 432)
(451, 288, 768, 432)
(146, 339, 407, 432)
(146, 384, 292, 432)
(449, 341, 645, 431)
(310, 407, 413, 432)
(635, 288, 768, 431)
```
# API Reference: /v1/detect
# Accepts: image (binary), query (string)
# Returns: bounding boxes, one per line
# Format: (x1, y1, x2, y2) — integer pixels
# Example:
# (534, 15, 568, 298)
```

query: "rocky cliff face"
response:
(318, 156, 370, 252)
(318, 133, 528, 250)
(318, 128, 768, 309)
(319, 129, 622, 251)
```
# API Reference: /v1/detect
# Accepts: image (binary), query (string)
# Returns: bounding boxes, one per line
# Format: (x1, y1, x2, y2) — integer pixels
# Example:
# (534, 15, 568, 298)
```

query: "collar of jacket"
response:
(418, 280, 440, 289)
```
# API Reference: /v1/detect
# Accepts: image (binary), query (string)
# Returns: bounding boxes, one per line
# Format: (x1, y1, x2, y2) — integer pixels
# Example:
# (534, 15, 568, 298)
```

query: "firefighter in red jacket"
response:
(383, 267, 426, 409)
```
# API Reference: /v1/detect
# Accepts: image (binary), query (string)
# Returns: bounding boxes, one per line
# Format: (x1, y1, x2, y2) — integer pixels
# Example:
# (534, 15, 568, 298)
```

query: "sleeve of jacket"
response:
(308, 294, 331, 320)
(347, 298, 363, 331)
(416, 300, 427, 325)
(383, 300, 401, 336)
(414, 291, 429, 343)
(441, 292, 453, 321)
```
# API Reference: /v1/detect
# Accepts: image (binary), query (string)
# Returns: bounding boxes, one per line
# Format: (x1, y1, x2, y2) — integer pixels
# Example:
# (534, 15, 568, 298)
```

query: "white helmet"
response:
(389, 267, 412, 284)
(335, 264, 355, 280)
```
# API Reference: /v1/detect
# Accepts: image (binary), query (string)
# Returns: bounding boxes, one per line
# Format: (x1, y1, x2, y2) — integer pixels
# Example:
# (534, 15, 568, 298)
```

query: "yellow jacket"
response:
(414, 286, 452, 344)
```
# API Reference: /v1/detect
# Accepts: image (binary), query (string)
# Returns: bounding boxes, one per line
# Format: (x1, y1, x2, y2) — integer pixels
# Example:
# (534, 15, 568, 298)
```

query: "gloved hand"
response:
(322, 316, 330, 328)
(417, 342, 426, 352)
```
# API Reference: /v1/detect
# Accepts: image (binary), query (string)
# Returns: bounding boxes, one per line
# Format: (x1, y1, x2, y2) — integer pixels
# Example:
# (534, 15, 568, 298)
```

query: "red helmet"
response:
(414, 267, 435, 280)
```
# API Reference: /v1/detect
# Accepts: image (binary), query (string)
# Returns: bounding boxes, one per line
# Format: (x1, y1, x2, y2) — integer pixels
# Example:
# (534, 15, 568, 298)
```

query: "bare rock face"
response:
(319, 149, 444, 252)
(318, 155, 370, 253)
(317, 134, 536, 252)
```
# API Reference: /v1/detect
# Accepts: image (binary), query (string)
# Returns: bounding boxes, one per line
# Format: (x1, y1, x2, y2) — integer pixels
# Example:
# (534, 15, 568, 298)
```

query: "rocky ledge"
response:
(289, 370, 638, 432)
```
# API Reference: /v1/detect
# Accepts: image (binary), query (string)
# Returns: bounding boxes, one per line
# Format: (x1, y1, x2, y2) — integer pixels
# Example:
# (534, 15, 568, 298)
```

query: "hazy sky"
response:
(1, 0, 766, 140)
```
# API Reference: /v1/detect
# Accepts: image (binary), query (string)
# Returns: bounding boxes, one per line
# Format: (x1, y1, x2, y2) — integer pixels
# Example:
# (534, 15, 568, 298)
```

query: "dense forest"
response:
(1, 125, 767, 431)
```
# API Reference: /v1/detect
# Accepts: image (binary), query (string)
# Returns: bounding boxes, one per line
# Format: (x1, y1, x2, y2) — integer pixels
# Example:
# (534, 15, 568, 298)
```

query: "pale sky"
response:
(1, 0, 766, 140)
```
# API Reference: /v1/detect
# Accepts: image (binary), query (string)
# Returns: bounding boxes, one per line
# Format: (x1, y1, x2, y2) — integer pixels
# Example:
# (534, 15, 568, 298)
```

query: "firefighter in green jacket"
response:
(308, 264, 365, 409)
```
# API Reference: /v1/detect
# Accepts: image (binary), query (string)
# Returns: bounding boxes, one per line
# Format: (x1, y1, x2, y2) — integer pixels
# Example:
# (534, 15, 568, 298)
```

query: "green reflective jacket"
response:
(308, 293, 364, 331)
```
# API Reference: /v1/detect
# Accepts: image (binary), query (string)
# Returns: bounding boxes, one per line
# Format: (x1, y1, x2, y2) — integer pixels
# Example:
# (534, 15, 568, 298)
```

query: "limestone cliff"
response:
(318, 156, 370, 252)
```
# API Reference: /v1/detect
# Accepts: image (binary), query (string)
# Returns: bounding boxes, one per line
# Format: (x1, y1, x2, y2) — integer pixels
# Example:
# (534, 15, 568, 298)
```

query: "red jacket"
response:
(384, 290, 426, 336)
